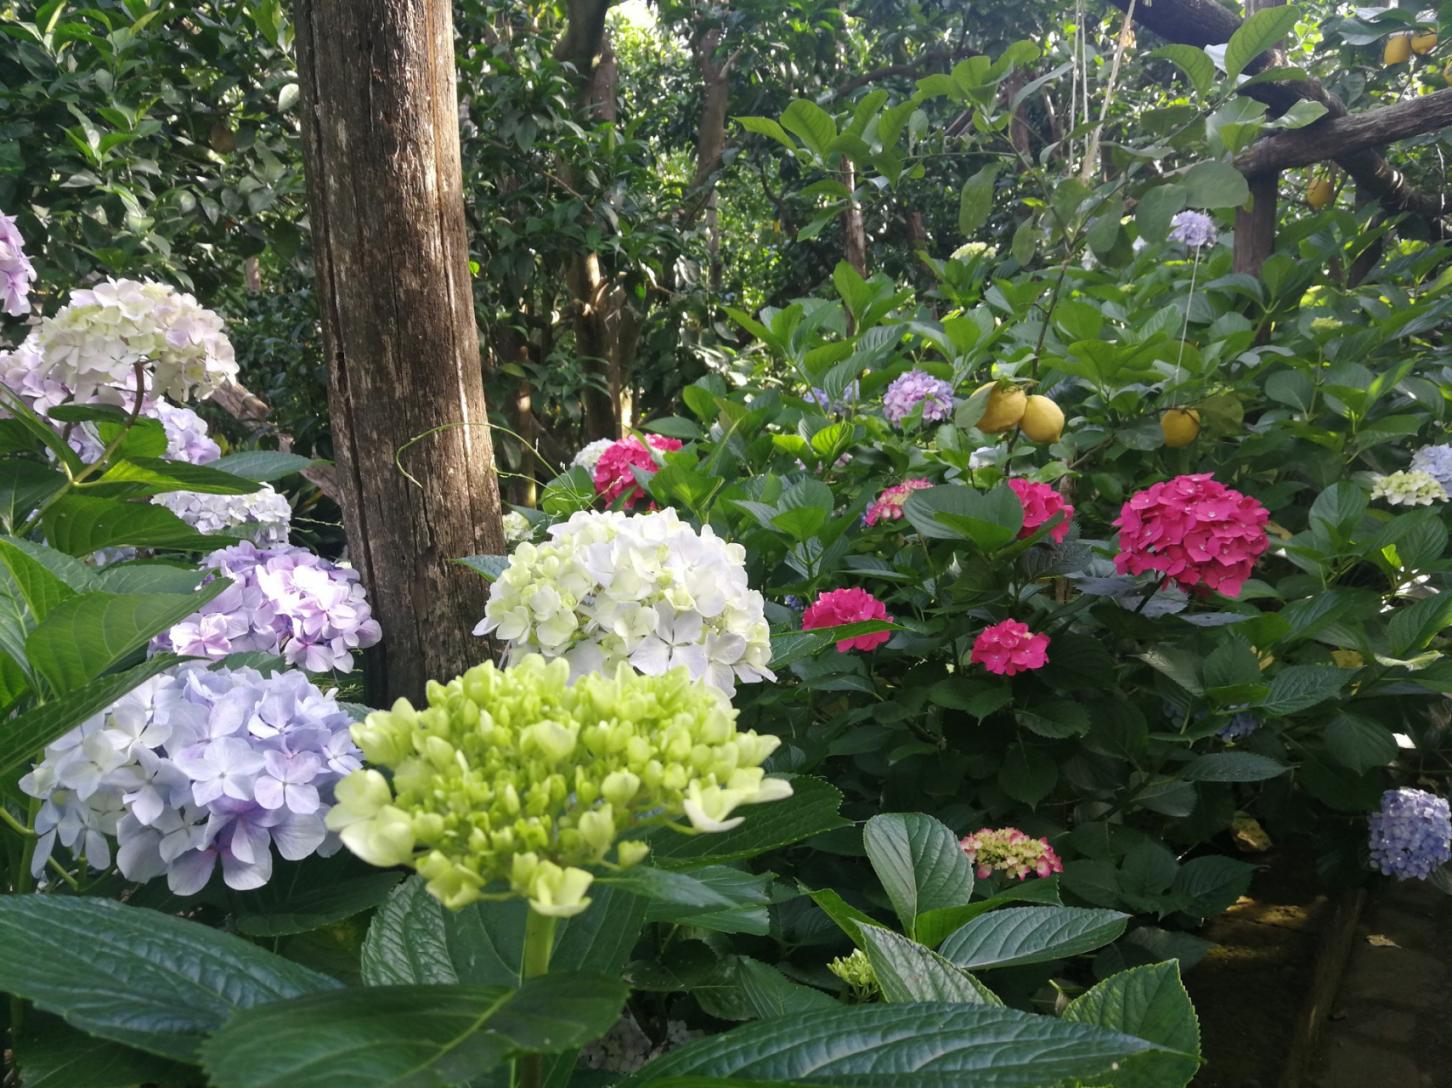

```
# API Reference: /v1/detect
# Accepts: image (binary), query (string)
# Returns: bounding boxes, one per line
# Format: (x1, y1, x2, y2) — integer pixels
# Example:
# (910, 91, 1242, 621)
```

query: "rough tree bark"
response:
(295, 0, 506, 702)
(1233, 0, 1283, 278)
(1234, 89, 1452, 176)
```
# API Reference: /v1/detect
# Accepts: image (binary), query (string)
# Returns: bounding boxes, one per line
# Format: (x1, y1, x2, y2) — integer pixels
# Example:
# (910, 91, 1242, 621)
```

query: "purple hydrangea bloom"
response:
(807, 381, 859, 415)
(1169, 210, 1217, 249)
(1218, 712, 1260, 741)
(18, 665, 361, 894)
(883, 369, 954, 427)
(1368, 788, 1452, 880)
(152, 398, 221, 464)
(161, 542, 382, 673)
(0, 210, 36, 316)
(1410, 444, 1452, 493)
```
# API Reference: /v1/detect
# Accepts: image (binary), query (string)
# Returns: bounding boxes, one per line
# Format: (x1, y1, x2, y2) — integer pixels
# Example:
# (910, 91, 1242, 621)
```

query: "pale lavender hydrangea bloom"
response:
(161, 542, 382, 673)
(807, 380, 859, 415)
(1169, 210, 1217, 249)
(152, 399, 221, 464)
(1368, 788, 1452, 880)
(0, 338, 67, 417)
(0, 211, 36, 316)
(883, 369, 954, 427)
(1410, 444, 1452, 493)
(154, 484, 292, 546)
(18, 665, 360, 894)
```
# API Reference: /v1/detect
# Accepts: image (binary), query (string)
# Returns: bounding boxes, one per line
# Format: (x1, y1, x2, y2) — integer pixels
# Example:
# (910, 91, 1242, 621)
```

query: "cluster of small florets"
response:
(1008, 478, 1074, 544)
(0, 210, 36, 316)
(801, 587, 893, 652)
(1371, 469, 1448, 507)
(960, 826, 1064, 880)
(1114, 474, 1269, 597)
(33, 278, 238, 404)
(326, 655, 793, 915)
(151, 398, 223, 464)
(1368, 788, 1452, 880)
(572, 438, 616, 476)
(971, 619, 1050, 676)
(1169, 210, 1217, 249)
(864, 478, 933, 526)
(161, 542, 381, 673)
(475, 509, 773, 694)
(502, 510, 534, 547)
(827, 948, 879, 1001)
(19, 666, 359, 894)
(593, 434, 683, 509)
(883, 369, 954, 427)
(154, 486, 293, 546)
(1410, 444, 1452, 493)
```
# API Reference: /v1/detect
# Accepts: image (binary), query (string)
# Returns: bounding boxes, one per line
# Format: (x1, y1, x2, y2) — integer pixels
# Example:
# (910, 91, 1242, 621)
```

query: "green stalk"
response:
(515, 907, 558, 1088)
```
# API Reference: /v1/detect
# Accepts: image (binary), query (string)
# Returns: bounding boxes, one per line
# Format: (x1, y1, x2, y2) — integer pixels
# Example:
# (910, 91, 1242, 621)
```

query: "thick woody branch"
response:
(1234, 89, 1452, 176)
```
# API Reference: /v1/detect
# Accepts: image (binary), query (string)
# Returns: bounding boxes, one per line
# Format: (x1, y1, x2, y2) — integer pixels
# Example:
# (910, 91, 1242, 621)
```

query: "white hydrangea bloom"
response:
(35, 278, 238, 404)
(474, 508, 775, 694)
(1371, 470, 1448, 507)
(571, 438, 615, 475)
(502, 510, 533, 546)
(153, 484, 292, 546)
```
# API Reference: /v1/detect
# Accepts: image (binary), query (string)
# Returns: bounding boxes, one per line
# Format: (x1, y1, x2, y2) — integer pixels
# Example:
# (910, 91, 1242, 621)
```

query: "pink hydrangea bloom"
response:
(1007, 478, 1074, 544)
(592, 434, 683, 509)
(960, 827, 1064, 880)
(1113, 473, 1269, 598)
(971, 619, 1049, 676)
(865, 478, 933, 526)
(802, 588, 892, 652)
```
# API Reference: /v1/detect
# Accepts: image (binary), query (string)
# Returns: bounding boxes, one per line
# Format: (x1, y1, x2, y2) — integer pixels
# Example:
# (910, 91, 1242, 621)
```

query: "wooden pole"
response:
(294, 0, 506, 702)
(1233, 0, 1283, 277)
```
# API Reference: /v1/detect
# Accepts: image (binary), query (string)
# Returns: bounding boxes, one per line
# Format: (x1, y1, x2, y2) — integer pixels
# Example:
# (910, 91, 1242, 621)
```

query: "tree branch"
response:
(1235, 89, 1452, 176)
(830, 45, 982, 101)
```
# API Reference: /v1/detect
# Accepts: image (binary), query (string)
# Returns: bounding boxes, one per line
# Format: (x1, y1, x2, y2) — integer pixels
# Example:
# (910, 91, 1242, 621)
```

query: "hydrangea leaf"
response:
(858, 925, 1002, 1006)
(937, 906, 1129, 971)
(862, 812, 975, 938)
(1062, 961, 1201, 1088)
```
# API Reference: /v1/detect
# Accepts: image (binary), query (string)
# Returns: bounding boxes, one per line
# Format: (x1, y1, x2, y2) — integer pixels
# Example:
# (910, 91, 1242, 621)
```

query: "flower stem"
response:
(515, 907, 557, 1088)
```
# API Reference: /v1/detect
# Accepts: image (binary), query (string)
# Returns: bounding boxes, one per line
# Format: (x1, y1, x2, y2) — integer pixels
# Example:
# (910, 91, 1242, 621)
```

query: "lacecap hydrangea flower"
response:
(161, 542, 381, 673)
(19, 665, 360, 894)
(1368, 788, 1452, 880)
(475, 508, 773, 694)
(34, 278, 238, 404)
(971, 619, 1049, 676)
(1410, 444, 1452, 493)
(1114, 474, 1269, 597)
(1169, 210, 1217, 248)
(801, 587, 892, 652)
(593, 434, 683, 509)
(154, 485, 293, 546)
(0, 210, 36, 316)
(1008, 478, 1074, 544)
(1371, 469, 1448, 507)
(572, 437, 616, 475)
(864, 478, 932, 526)
(883, 369, 954, 427)
(326, 655, 793, 915)
(960, 827, 1063, 880)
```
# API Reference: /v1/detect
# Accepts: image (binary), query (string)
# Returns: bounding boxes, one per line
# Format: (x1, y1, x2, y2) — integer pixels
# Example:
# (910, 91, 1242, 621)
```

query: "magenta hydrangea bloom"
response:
(864, 478, 933, 526)
(0, 210, 36, 316)
(1007, 478, 1074, 544)
(960, 827, 1063, 880)
(971, 619, 1049, 676)
(802, 587, 892, 652)
(593, 435, 683, 509)
(1113, 474, 1269, 598)
(883, 370, 954, 427)
(161, 542, 382, 673)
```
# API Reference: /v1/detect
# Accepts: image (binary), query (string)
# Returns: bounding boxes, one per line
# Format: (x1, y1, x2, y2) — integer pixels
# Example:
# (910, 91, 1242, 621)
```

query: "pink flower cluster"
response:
(802, 588, 892, 652)
(1114, 473, 1269, 598)
(1007, 478, 1074, 544)
(592, 435, 683, 509)
(971, 619, 1049, 676)
(960, 827, 1064, 881)
(864, 478, 933, 526)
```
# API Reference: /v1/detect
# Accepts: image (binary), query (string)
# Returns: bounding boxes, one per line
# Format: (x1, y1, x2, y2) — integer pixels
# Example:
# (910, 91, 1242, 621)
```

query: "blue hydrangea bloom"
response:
(1410, 444, 1452, 492)
(807, 381, 859, 415)
(1368, 788, 1452, 880)
(1169, 210, 1217, 249)
(1218, 712, 1260, 741)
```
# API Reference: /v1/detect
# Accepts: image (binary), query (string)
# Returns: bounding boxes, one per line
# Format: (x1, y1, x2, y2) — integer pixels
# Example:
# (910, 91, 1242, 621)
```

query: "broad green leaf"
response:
(805, 886, 879, 945)
(958, 164, 999, 235)
(200, 975, 629, 1088)
(93, 457, 261, 497)
(1136, 183, 1188, 240)
(695, 956, 839, 1022)
(913, 877, 1063, 948)
(1171, 856, 1255, 917)
(1225, 5, 1301, 81)
(1182, 161, 1250, 209)
(1256, 665, 1346, 716)
(95, 563, 209, 595)
(0, 537, 77, 623)
(599, 865, 744, 911)
(0, 656, 180, 777)
(641, 867, 772, 935)
(1325, 713, 1398, 775)
(736, 115, 797, 151)
(649, 776, 846, 868)
(210, 450, 318, 482)
(863, 812, 975, 937)
(901, 484, 1022, 549)
(619, 1003, 1163, 1087)
(14, 1015, 195, 1088)
(43, 494, 235, 556)
(26, 584, 227, 692)
(0, 896, 338, 1061)
(859, 925, 1002, 1005)
(0, 459, 66, 532)
(233, 871, 404, 938)
(1063, 962, 1201, 1088)
(1387, 592, 1452, 656)
(780, 99, 836, 158)
(454, 554, 511, 581)
(1150, 45, 1215, 95)
(938, 906, 1128, 970)
(0, 535, 100, 590)
(1180, 752, 1288, 782)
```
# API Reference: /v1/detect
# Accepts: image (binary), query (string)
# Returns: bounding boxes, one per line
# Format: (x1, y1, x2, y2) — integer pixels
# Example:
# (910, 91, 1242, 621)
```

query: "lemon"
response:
(1412, 30, 1438, 54)
(1306, 178, 1334, 210)
(1384, 32, 1412, 64)
(1160, 407, 1201, 448)
(1019, 394, 1064, 443)
(974, 383, 1027, 434)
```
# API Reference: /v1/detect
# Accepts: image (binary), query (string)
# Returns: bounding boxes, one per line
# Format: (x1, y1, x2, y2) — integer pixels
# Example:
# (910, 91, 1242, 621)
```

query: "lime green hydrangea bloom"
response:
(325, 654, 791, 916)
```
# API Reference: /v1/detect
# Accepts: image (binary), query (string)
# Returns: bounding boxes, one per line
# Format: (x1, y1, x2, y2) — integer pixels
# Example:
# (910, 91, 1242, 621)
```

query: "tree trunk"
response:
(1233, 0, 1283, 278)
(842, 159, 868, 276)
(295, 0, 506, 703)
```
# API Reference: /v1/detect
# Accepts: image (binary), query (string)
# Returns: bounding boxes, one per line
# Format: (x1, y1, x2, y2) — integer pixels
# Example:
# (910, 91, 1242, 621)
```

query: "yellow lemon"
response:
(1307, 178, 1334, 210)
(1019, 394, 1065, 443)
(1160, 407, 1201, 448)
(975, 383, 1027, 434)
(1412, 30, 1438, 54)
(1385, 32, 1412, 64)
